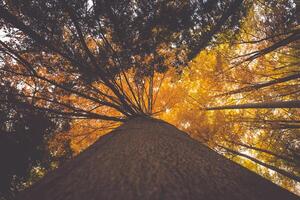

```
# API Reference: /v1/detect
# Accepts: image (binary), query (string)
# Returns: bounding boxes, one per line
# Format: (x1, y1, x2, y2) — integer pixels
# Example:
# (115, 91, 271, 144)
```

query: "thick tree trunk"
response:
(17, 117, 299, 200)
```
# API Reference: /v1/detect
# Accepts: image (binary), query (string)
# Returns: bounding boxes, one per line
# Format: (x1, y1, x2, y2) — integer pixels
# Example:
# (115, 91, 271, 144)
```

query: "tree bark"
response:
(17, 117, 299, 200)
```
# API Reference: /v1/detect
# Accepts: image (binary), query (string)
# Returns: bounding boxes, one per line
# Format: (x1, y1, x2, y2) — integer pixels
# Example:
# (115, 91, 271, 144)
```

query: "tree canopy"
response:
(0, 0, 248, 119)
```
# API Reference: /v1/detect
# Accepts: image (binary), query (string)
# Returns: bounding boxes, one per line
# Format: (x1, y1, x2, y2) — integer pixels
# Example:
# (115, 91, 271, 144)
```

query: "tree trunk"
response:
(17, 117, 299, 200)
(217, 73, 300, 97)
(206, 100, 300, 110)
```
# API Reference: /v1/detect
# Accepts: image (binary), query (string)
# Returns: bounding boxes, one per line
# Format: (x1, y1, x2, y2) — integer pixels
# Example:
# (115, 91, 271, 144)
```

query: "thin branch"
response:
(218, 145, 300, 182)
(206, 100, 300, 111)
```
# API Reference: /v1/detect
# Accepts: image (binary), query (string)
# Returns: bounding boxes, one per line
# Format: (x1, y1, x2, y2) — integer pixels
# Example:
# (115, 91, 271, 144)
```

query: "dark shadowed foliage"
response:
(0, 84, 72, 199)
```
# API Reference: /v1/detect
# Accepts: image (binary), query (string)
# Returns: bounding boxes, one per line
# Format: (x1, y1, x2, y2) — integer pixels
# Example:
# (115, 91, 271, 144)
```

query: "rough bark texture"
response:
(17, 117, 299, 200)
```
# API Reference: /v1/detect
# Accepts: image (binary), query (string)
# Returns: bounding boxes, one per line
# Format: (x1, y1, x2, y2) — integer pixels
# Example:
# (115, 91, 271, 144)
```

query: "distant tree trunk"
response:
(17, 117, 299, 200)
(217, 73, 300, 97)
(206, 100, 300, 110)
(224, 140, 296, 164)
(218, 145, 300, 182)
